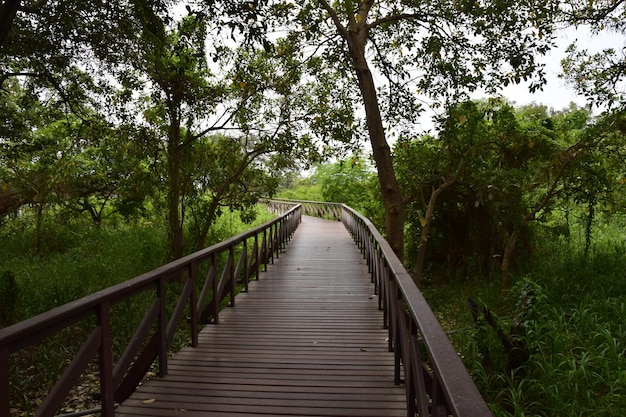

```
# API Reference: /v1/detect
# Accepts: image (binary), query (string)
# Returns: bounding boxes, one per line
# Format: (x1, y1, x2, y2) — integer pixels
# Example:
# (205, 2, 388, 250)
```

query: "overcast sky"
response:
(483, 25, 623, 110)
(411, 25, 624, 133)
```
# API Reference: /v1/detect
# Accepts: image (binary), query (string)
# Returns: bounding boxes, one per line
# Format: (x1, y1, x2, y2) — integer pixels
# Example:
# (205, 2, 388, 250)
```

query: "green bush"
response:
(460, 215, 626, 416)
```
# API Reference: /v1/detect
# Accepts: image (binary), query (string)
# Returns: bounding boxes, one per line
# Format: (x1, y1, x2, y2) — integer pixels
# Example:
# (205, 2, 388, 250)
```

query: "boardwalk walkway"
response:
(115, 216, 407, 417)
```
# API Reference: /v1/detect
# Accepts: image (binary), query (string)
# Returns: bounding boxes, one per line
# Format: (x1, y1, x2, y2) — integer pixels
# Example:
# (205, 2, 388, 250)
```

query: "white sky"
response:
(410, 25, 624, 134)
(478, 25, 623, 110)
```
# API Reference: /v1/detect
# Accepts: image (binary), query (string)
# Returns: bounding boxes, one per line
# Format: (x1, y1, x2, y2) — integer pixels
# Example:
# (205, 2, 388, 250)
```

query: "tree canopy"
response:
(394, 98, 624, 287)
(0, 0, 624, 266)
(247, 0, 561, 259)
(560, 0, 626, 109)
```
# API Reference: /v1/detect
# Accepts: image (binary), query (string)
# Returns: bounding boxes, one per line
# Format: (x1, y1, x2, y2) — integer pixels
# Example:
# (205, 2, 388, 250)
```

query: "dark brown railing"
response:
(343, 205, 492, 417)
(269, 199, 493, 417)
(0, 206, 301, 417)
(261, 198, 342, 221)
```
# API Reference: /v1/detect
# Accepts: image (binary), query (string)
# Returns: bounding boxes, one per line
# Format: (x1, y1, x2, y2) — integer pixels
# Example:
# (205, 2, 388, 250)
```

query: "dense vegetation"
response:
(1, 0, 625, 415)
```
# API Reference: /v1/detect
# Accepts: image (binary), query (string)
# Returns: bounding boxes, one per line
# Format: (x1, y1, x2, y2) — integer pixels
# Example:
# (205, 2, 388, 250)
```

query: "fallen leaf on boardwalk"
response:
(360, 348, 367, 352)
(143, 398, 156, 404)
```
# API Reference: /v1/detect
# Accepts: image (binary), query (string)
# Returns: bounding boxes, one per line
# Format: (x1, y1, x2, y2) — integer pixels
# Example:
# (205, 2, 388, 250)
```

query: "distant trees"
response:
(395, 99, 623, 288)
(1, 0, 623, 273)
(309, 155, 382, 225)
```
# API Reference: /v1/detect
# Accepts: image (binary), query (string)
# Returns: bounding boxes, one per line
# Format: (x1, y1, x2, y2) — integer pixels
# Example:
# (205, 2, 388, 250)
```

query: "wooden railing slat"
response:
(113, 299, 160, 388)
(35, 328, 102, 417)
(166, 276, 194, 343)
(2, 201, 490, 417)
(114, 331, 159, 403)
(338, 203, 493, 417)
(196, 263, 215, 315)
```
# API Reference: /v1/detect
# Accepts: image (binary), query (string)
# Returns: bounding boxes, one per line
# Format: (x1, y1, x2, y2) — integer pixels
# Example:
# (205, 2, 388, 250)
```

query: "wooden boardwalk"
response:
(115, 216, 407, 417)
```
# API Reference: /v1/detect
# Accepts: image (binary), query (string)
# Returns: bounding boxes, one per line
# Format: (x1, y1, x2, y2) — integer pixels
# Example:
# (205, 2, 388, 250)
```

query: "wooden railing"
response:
(267, 199, 492, 417)
(342, 205, 492, 417)
(261, 198, 342, 221)
(0, 206, 301, 417)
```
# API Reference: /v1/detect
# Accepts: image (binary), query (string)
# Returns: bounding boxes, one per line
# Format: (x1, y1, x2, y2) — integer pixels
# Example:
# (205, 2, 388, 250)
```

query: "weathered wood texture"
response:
(115, 216, 406, 417)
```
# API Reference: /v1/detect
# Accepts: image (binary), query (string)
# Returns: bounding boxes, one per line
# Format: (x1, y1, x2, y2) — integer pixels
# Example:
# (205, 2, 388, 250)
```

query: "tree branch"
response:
(0, 0, 20, 46)
(317, 0, 350, 39)
(368, 12, 424, 30)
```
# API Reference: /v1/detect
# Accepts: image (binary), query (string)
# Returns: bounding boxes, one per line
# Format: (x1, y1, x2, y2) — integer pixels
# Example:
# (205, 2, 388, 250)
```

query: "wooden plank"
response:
(115, 216, 407, 417)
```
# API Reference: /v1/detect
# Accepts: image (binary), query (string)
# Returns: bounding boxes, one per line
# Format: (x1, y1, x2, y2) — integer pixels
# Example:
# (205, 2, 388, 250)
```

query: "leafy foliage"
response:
(394, 99, 620, 285)
(467, 216, 626, 416)
(560, 0, 626, 109)
(312, 155, 383, 225)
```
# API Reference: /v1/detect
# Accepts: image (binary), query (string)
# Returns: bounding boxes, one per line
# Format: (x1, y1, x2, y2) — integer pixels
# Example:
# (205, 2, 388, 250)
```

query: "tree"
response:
(560, 0, 625, 108)
(261, 0, 558, 260)
(395, 99, 607, 288)
(311, 154, 382, 220)
(0, 77, 151, 239)
(0, 0, 175, 219)
(124, 8, 359, 259)
(185, 134, 280, 251)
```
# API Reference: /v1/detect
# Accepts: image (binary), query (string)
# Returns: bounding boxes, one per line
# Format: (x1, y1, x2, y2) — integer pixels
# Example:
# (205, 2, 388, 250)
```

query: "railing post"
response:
(262, 229, 268, 270)
(157, 278, 168, 377)
(269, 224, 275, 264)
(212, 253, 219, 325)
(392, 284, 403, 385)
(229, 245, 236, 307)
(189, 263, 199, 347)
(0, 346, 9, 417)
(254, 234, 260, 280)
(380, 252, 386, 318)
(97, 302, 115, 417)
(242, 239, 249, 292)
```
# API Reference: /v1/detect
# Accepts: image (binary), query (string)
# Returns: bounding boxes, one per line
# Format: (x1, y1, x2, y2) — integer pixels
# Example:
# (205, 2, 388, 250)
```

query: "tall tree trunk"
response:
(167, 115, 184, 261)
(501, 229, 518, 290)
(34, 202, 43, 253)
(0, 0, 20, 46)
(412, 173, 459, 285)
(346, 32, 405, 260)
(194, 198, 220, 252)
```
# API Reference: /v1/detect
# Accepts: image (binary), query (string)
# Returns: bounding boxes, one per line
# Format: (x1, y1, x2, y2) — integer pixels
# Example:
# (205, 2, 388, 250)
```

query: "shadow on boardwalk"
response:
(115, 216, 407, 417)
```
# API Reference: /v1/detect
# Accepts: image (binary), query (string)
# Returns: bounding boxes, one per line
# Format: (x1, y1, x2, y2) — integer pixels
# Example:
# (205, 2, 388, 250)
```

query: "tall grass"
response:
(428, 214, 626, 416)
(0, 218, 167, 322)
(0, 205, 275, 325)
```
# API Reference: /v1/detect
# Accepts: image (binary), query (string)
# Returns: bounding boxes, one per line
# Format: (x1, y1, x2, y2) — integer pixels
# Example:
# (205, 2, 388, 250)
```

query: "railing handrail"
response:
(339, 204, 493, 417)
(0, 209, 291, 347)
(2, 200, 492, 417)
(263, 197, 342, 206)
(260, 198, 342, 221)
(0, 205, 302, 417)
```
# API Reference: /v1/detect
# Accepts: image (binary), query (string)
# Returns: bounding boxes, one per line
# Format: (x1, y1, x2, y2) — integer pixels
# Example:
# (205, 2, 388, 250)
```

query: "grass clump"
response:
(424, 214, 626, 416)
(0, 218, 168, 323)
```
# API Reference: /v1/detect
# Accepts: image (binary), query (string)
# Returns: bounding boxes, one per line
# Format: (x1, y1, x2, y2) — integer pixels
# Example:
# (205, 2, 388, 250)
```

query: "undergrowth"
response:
(424, 214, 626, 416)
